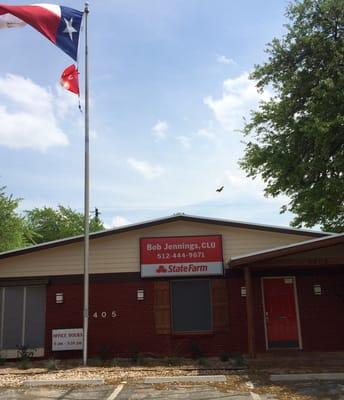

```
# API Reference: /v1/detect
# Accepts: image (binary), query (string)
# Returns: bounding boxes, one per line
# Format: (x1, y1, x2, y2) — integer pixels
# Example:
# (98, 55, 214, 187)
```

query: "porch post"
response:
(244, 266, 256, 358)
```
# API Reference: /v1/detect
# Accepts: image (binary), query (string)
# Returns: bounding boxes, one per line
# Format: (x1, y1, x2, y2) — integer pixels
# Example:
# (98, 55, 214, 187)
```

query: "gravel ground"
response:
(0, 357, 342, 400)
(0, 358, 245, 387)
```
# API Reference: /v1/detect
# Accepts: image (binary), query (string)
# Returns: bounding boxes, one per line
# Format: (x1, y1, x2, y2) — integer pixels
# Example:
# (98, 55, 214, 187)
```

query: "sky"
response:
(0, 0, 302, 230)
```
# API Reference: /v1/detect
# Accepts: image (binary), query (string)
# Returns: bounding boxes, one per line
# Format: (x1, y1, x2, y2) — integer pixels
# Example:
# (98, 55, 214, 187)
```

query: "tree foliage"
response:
(25, 205, 105, 245)
(0, 186, 33, 252)
(241, 0, 344, 232)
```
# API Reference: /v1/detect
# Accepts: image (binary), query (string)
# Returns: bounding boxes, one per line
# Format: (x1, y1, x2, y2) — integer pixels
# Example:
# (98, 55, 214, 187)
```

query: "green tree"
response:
(241, 0, 344, 232)
(0, 186, 33, 252)
(25, 205, 105, 244)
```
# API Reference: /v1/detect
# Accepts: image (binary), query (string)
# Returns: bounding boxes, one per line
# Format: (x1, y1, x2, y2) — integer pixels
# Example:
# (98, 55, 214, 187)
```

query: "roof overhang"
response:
(228, 233, 344, 269)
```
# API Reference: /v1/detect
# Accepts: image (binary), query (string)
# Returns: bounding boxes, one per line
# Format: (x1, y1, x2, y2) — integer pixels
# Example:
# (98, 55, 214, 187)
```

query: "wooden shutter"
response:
(212, 279, 229, 331)
(154, 281, 171, 334)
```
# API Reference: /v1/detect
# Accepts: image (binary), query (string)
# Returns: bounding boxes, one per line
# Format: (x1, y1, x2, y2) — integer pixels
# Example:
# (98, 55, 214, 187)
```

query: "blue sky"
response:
(0, 0, 298, 229)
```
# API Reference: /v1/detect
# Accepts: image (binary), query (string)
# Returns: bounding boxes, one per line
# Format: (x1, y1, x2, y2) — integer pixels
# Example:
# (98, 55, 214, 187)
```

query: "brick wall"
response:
(296, 270, 344, 351)
(45, 273, 247, 358)
(45, 269, 344, 358)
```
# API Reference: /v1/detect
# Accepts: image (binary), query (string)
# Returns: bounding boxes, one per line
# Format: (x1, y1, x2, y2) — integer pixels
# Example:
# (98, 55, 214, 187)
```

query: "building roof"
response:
(228, 233, 344, 268)
(0, 213, 330, 260)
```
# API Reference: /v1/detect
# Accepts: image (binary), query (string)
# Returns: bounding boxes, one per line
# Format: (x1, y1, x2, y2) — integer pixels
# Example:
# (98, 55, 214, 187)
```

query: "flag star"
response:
(63, 17, 77, 41)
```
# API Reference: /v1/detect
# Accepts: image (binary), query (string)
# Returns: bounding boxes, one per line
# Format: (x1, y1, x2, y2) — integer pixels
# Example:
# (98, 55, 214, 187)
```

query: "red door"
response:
(263, 277, 300, 349)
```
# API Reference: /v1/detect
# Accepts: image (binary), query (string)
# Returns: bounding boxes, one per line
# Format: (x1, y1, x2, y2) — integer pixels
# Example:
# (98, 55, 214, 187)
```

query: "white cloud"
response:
(54, 84, 79, 119)
(152, 120, 168, 140)
(176, 135, 191, 149)
(105, 215, 130, 229)
(204, 72, 269, 132)
(217, 55, 236, 65)
(197, 128, 216, 141)
(0, 74, 70, 151)
(127, 157, 165, 179)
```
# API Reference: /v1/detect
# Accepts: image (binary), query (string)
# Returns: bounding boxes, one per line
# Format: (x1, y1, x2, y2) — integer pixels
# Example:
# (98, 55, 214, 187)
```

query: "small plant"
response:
(46, 358, 58, 371)
(163, 356, 181, 366)
(234, 354, 246, 367)
(88, 357, 103, 367)
(130, 348, 149, 366)
(20, 358, 32, 370)
(220, 352, 230, 362)
(17, 345, 34, 370)
(0, 357, 6, 366)
(198, 357, 209, 367)
(111, 358, 130, 368)
(131, 347, 139, 363)
(190, 340, 203, 359)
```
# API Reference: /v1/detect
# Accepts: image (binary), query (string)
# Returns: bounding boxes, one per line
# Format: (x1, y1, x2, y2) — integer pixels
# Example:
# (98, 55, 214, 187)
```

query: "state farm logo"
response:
(156, 265, 167, 273)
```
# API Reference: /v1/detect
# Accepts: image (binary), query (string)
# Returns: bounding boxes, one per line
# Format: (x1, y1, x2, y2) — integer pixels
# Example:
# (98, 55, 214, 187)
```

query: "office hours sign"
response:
(140, 235, 224, 278)
(52, 328, 83, 351)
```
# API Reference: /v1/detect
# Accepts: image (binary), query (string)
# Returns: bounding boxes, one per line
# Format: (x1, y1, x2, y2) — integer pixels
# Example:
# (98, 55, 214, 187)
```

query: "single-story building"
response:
(0, 213, 342, 359)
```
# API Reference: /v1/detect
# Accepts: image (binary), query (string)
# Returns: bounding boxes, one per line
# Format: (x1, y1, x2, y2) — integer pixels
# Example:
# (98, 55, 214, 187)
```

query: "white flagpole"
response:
(83, 0, 90, 366)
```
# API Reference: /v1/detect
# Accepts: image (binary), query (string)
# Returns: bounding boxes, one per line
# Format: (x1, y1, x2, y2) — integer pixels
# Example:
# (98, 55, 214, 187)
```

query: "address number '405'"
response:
(92, 311, 118, 319)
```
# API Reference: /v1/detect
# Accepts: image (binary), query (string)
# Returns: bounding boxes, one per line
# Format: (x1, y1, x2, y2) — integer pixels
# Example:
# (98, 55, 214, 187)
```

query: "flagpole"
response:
(83, 0, 90, 367)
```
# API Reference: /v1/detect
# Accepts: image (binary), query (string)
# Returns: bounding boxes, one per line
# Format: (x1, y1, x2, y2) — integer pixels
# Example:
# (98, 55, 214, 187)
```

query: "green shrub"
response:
(20, 358, 31, 370)
(129, 348, 145, 365)
(17, 345, 34, 370)
(220, 352, 230, 362)
(46, 358, 58, 371)
(234, 354, 246, 367)
(163, 356, 181, 366)
(0, 357, 6, 366)
(111, 358, 130, 367)
(198, 357, 209, 367)
(131, 347, 139, 363)
(88, 357, 103, 367)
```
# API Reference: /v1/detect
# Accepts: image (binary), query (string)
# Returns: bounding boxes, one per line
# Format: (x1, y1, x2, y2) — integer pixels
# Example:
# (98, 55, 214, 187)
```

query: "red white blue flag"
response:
(0, 4, 83, 61)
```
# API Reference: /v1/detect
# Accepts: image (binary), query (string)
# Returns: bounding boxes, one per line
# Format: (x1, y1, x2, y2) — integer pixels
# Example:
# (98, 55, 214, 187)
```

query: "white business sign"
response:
(52, 328, 83, 351)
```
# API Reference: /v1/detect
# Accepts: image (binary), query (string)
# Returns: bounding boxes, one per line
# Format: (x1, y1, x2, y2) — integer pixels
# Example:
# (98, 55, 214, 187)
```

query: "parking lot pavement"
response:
(117, 383, 255, 399)
(293, 381, 344, 398)
(3, 381, 344, 400)
(0, 384, 281, 400)
(0, 384, 116, 399)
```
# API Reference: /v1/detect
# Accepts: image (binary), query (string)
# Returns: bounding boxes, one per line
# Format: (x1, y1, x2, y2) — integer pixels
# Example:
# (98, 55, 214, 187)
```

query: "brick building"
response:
(0, 214, 342, 359)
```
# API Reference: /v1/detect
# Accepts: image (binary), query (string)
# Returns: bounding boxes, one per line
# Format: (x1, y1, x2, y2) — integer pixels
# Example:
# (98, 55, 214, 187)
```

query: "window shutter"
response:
(154, 281, 171, 334)
(212, 279, 229, 331)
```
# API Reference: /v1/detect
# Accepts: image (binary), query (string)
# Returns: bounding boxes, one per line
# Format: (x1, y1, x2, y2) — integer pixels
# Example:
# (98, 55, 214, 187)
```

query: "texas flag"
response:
(0, 4, 83, 61)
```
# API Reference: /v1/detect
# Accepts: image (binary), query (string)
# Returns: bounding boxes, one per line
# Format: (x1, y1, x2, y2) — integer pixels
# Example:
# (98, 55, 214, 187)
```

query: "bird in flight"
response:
(216, 186, 224, 192)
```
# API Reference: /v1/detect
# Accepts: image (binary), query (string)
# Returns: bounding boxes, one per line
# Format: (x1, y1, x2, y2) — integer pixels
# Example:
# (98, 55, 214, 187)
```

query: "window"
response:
(0, 286, 46, 350)
(154, 279, 229, 335)
(171, 280, 212, 333)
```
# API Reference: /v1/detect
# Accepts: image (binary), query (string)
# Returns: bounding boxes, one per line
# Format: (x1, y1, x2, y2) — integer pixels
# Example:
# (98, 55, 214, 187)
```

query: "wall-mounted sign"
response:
(52, 328, 83, 351)
(140, 235, 224, 278)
